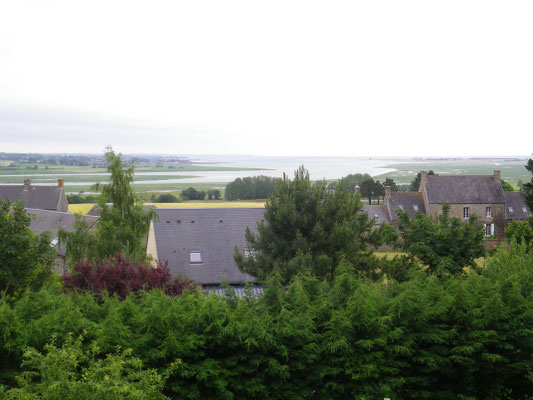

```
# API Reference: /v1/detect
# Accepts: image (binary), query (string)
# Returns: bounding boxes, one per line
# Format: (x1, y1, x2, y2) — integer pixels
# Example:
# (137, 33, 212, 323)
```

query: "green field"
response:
(375, 159, 529, 185)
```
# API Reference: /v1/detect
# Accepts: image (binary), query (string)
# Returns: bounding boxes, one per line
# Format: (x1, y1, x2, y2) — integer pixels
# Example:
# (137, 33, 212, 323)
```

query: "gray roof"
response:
(152, 208, 265, 285)
(362, 205, 390, 225)
(425, 175, 505, 204)
(387, 192, 426, 221)
(25, 209, 99, 236)
(504, 192, 531, 220)
(0, 184, 64, 210)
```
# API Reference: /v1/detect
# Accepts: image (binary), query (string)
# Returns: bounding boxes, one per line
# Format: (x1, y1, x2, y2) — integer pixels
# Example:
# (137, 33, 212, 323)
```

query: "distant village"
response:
(0, 168, 529, 291)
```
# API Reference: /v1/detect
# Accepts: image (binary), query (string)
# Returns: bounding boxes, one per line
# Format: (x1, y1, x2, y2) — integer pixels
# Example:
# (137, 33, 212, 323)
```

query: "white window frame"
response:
(508, 207, 514, 213)
(189, 251, 202, 264)
(484, 223, 495, 237)
(413, 205, 419, 211)
(486, 206, 491, 217)
(463, 207, 469, 219)
(523, 207, 528, 213)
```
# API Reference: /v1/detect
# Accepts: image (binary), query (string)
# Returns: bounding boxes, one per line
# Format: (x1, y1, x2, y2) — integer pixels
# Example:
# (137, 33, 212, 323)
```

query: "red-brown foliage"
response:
(62, 253, 195, 300)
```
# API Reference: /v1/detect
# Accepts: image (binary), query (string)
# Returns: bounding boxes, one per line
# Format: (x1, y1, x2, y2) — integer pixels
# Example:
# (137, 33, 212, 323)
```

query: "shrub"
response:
(62, 254, 195, 300)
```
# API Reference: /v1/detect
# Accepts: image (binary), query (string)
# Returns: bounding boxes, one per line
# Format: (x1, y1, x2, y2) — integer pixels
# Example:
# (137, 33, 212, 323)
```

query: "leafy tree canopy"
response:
(500, 178, 514, 192)
(155, 193, 179, 203)
(59, 147, 157, 265)
(225, 175, 279, 200)
(181, 187, 206, 200)
(0, 334, 172, 400)
(234, 166, 384, 283)
(0, 200, 56, 301)
(398, 202, 485, 274)
(206, 189, 221, 200)
(505, 216, 533, 249)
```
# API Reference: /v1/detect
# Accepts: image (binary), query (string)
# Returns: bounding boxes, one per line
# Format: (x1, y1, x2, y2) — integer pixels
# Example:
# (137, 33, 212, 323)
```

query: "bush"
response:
(1, 245, 531, 398)
(62, 254, 195, 300)
(0, 334, 172, 400)
(155, 193, 179, 203)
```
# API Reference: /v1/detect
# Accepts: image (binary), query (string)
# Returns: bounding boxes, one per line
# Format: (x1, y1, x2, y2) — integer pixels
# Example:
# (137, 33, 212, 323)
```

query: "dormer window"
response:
(486, 207, 491, 217)
(523, 207, 528, 213)
(508, 207, 514, 213)
(413, 205, 418, 211)
(463, 207, 469, 219)
(189, 251, 202, 263)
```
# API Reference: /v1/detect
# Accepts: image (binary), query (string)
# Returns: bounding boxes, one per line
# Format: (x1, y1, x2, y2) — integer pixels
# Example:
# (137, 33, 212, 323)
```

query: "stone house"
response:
(504, 191, 531, 226)
(363, 170, 530, 239)
(0, 179, 69, 212)
(26, 208, 99, 274)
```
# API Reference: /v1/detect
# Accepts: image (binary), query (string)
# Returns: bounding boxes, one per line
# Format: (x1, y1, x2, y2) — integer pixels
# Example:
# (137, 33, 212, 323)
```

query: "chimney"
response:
(385, 185, 391, 201)
(57, 178, 64, 189)
(23, 179, 31, 190)
(419, 171, 428, 192)
(354, 184, 360, 195)
(493, 170, 501, 183)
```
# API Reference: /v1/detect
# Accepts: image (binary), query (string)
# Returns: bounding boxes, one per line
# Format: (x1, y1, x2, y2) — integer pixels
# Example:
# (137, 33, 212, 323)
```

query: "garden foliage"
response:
(59, 147, 157, 264)
(1, 244, 531, 399)
(62, 254, 196, 300)
(0, 200, 56, 301)
(398, 202, 485, 274)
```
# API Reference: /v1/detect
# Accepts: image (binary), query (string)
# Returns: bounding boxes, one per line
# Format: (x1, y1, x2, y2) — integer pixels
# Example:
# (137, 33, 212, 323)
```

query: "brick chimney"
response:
(493, 170, 501, 183)
(385, 185, 391, 201)
(354, 184, 360, 195)
(23, 179, 31, 190)
(57, 178, 64, 189)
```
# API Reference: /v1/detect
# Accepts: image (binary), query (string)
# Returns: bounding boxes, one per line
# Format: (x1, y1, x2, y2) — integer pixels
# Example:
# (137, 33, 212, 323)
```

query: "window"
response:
(189, 251, 202, 263)
(398, 205, 404, 210)
(508, 207, 514, 213)
(523, 207, 528, 213)
(486, 207, 491, 217)
(463, 207, 469, 219)
(485, 224, 491, 236)
(413, 205, 419, 211)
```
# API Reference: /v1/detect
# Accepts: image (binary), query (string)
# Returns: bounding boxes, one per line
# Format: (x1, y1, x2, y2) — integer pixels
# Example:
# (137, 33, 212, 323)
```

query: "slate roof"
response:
(424, 175, 505, 204)
(362, 205, 390, 225)
(25, 209, 99, 255)
(504, 192, 531, 220)
(387, 192, 426, 221)
(25, 209, 99, 236)
(152, 208, 265, 285)
(0, 184, 65, 210)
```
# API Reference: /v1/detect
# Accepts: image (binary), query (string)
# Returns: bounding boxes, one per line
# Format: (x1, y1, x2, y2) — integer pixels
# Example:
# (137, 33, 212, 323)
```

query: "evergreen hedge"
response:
(1, 245, 532, 399)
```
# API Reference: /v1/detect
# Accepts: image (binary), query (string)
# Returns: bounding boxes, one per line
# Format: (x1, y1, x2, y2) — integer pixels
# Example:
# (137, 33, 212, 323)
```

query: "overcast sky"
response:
(1, 0, 532, 157)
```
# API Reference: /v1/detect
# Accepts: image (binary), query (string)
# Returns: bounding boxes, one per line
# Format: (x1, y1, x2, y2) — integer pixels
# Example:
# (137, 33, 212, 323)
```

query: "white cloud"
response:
(0, 0, 532, 156)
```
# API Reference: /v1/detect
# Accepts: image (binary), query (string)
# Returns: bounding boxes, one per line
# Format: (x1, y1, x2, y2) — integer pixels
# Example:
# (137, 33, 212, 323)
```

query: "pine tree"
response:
(234, 166, 384, 283)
